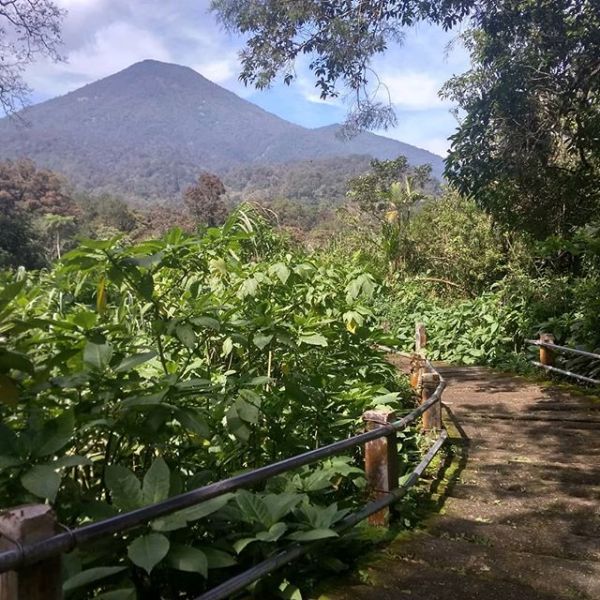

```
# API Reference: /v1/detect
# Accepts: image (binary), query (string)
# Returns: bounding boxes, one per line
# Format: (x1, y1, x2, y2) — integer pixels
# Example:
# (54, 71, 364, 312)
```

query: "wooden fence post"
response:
(363, 409, 398, 526)
(0, 505, 62, 600)
(539, 332, 555, 367)
(415, 322, 427, 354)
(409, 354, 423, 389)
(421, 372, 442, 431)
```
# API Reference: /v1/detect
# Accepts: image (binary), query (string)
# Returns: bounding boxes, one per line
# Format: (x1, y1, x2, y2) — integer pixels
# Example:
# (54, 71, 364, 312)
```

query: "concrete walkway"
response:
(328, 367, 600, 600)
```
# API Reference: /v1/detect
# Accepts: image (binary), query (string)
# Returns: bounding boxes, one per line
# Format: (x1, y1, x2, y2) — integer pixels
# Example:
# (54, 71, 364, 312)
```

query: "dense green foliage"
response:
(372, 204, 600, 369)
(0, 207, 416, 598)
(2, 4, 600, 598)
(444, 1, 600, 238)
(213, 1, 599, 237)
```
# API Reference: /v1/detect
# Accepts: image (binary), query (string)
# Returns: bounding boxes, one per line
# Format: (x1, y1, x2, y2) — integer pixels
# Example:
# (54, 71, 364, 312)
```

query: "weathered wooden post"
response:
(363, 408, 398, 526)
(409, 354, 423, 389)
(415, 322, 427, 354)
(539, 332, 555, 367)
(0, 505, 62, 600)
(421, 372, 442, 431)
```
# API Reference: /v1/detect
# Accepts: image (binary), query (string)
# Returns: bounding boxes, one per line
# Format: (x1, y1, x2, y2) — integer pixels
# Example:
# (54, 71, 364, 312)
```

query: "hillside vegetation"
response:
(0, 1, 599, 599)
(0, 60, 443, 202)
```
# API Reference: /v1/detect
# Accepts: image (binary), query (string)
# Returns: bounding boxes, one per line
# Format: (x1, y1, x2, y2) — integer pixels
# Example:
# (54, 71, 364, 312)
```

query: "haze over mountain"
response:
(0, 60, 445, 201)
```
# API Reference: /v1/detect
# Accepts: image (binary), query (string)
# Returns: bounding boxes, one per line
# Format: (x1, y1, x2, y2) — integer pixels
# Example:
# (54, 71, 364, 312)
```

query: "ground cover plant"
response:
(0, 206, 419, 599)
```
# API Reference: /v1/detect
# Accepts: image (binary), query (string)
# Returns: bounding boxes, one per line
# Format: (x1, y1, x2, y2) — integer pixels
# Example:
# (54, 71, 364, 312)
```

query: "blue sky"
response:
(24, 0, 471, 157)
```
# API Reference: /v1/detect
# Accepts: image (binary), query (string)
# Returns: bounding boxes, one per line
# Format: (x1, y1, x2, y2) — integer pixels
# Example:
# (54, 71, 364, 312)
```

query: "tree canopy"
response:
(212, 0, 600, 237)
(0, 0, 64, 114)
(212, 0, 472, 133)
(443, 1, 600, 238)
(183, 172, 230, 227)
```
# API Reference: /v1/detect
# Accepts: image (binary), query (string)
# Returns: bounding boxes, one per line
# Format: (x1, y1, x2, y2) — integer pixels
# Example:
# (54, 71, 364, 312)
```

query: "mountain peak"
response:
(96, 58, 215, 88)
(120, 59, 202, 77)
(0, 61, 444, 200)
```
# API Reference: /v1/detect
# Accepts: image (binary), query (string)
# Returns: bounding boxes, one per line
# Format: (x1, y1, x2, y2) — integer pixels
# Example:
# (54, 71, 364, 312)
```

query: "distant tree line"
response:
(0, 160, 236, 269)
(0, 154, 438, 268)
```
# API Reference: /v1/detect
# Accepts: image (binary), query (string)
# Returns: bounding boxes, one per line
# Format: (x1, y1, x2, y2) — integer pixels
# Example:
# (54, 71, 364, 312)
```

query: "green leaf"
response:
(175, 378, 211, 391)
(0, 455, 22, 470)
(0, 350, 34, 375)
(63, 566, 126, 593)
(222, 337, 234, 357)
(142, 458, 170, 505)
(0, 423, 19, 455)
(136, 272, 154, 300)
(175, 409, 210, 439)
(253, 333, 273, 350)
(236, 490, 271, 527)
(372, 392, 400, 406)
(299, 333, 328, 347)
(21, 465, 61, 502)
(151, 514, 188, 532)
(235, 395, 260, 424)
(287, 528, 339, 542)
(173, 493, 234, 523)
(226, 405, 250, 441)
(120, 391, 166, 410)
(53, 455, 92, 469)
(279, 580, 303, 600)
(256, 522, 287, 542)
(167, 544, 208, 578)
(175, 324, 196, 349)
(83, 340, 113, 370)
(238, 277, 258, 298)
(0, 280, 25, 309)
(114, 351, 157, 372)
(35, 409, 75, 457)
(0, 375, 19, 407)
(233, 537, 257, 554)
(192, 316, 220, 331)
(262, 493, 303, 523)
(105, 465, 142, 511)
(269, 263, 290, 285)
(201, 547, 236, 569)
(127, 533, 170, 575)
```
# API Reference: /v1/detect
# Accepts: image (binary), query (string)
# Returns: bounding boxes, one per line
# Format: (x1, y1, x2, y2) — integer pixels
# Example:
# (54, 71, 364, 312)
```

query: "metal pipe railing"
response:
(531, 361, 600, 386)
(0, 379, 445, 574)
(526, 339, 600, 362)
(196, 430, 448, 600)
(527, 337, 600, 386)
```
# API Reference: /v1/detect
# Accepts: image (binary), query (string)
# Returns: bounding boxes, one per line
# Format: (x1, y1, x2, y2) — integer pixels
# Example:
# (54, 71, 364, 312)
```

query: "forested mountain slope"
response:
(0, 60, 443, 201)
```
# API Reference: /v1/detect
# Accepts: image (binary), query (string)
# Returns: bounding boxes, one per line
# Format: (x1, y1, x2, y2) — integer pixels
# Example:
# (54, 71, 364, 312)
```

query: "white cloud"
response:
(26, 21, 171, 97)
(18, 0, 467, 150)
(299, 84, 341, 106)
(419, 137, 452, 157)
(67, 22, 171, 77)
(192, 57, 236, 84)
(379, 70, 450, 111)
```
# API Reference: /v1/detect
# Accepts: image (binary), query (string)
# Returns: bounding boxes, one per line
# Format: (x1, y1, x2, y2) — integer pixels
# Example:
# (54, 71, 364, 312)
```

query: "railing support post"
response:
(415, 322, 427, 354)
(362, 409, 398, 527)
(539, 332, 555, 367)
(409, 354, 423, 389)
(0, 505, 62, 600)
(421, 372, 442, 431)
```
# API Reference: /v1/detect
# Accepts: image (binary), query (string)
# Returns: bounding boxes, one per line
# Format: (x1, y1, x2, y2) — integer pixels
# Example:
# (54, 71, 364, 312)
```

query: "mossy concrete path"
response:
(328, 366, 600, 600)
